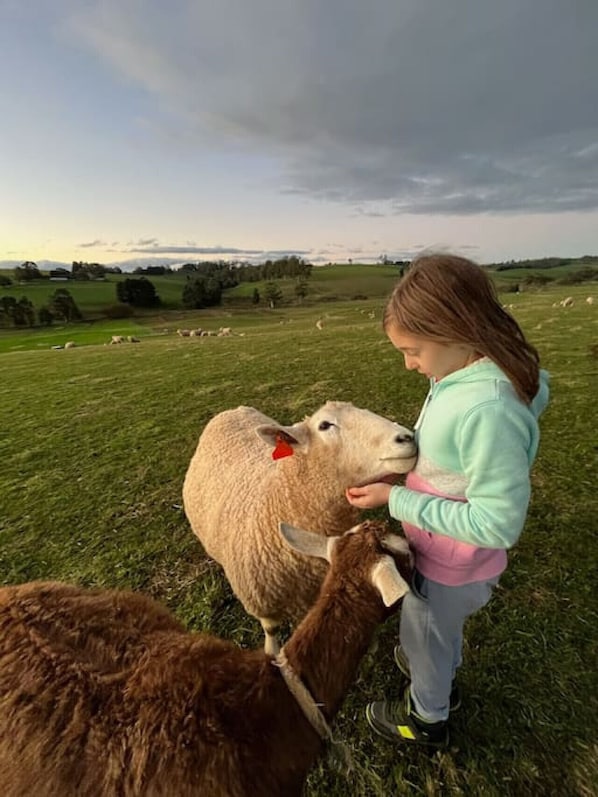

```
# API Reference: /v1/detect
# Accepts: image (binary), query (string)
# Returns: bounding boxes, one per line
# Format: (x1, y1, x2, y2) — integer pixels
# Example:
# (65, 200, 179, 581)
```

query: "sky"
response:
(1, 0, 597, 269)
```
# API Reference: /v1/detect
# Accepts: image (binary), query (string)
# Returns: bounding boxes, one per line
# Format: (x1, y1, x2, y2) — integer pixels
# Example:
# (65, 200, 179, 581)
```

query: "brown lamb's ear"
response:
(370, 556, 411, 606)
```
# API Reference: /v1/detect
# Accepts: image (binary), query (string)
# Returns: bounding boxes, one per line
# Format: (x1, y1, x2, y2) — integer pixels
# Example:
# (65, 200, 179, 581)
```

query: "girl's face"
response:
(387, 326, 479, 381)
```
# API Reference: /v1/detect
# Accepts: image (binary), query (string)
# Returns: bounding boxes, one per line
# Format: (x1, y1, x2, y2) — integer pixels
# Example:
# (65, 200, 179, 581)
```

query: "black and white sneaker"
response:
(365, 686, 448, 747)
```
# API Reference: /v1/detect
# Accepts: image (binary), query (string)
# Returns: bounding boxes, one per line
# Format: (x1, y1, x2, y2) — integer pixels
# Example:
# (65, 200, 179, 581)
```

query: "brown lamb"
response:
(0, 520, 412, 797)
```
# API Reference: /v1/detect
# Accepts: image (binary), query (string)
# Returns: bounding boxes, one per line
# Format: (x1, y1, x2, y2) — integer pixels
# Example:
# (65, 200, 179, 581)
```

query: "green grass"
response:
(0, 282, 597, 795)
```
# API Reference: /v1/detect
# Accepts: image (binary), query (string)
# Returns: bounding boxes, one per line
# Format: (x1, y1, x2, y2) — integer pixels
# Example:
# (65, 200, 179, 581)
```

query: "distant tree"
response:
(116, 277, 161, 308)
(251, 287, 260, 305)
(0, 274, 12, 287)
(520, 274, 553, 288)
(72, 268, 90, 281)
(264, 281, 283, 308)
(14, 261, 42, 282)
(182, 277, 222, 309)
(72, 261, 106, 280)
(133, 265, 172, 276)
(38, 305, 54, 326)
(557, 266, 598, 285)
(12, 297, 36, 327)
(259, 256, 311, 281)
(0, 296, 17, 326)
(294, 279, 309, 303)
(49, 289, 82, 322)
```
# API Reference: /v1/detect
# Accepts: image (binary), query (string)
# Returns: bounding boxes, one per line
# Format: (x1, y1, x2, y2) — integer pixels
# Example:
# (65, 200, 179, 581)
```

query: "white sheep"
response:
(110, 335, 125, 344)
(64, 341, 76, 349)
(177, 328, 191, 337)
(0, 520, 412, 796)
(586, 296, 594, 305)
(183, 402, 417, 654)
(315, 319, 324, 330)
(560, 296, 574, 308)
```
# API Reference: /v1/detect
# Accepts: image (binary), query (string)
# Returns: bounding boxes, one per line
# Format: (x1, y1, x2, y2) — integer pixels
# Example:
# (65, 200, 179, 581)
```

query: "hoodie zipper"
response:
(414, 381, 436, 431)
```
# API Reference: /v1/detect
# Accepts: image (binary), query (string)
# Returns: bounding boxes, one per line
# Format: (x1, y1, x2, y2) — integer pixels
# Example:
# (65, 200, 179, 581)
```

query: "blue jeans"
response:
(399, 570, 498, 722)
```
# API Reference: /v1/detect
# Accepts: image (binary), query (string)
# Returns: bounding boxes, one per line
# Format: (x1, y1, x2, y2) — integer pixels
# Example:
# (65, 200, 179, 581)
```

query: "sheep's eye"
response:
(318, 420, 335, 431)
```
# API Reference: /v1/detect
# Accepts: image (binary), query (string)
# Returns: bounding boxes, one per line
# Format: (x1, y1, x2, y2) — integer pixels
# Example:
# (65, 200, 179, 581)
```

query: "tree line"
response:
(0, 256, 313, 327)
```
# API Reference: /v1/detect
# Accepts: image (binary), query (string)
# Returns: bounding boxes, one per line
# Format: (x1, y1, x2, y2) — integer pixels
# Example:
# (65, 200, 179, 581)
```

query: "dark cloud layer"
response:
(69, 0, 598, 214)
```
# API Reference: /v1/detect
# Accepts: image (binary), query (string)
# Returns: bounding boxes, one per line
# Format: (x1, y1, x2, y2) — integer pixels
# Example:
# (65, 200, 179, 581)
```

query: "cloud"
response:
(78, 239, 106, 248)
(134, 238, 159, 247)
(63, 1, 598, 215)
(125, 244, 263, 255)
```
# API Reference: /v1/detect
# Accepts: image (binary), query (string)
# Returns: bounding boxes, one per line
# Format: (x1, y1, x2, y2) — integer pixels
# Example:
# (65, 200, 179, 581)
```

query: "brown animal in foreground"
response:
(0, 520, 412, 797)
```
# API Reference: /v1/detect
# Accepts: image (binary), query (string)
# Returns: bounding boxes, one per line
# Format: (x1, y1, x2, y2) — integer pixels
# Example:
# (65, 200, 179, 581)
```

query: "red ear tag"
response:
(272, 434, 294, 460)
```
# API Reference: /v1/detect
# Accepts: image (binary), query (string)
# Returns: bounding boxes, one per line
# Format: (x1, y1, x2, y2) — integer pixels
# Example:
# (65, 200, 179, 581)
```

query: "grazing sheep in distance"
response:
(177, 328, 191, 337)
(183, 402, 417, 653)
(0, 520, 412, 797)
(315, 318, 324, 330)
(586, 296, 594, 305)
(110, 335, 125, 344)
(560, 296, 574, 307)
(219, 326, 232, 336)
(64, 341, 76, 349)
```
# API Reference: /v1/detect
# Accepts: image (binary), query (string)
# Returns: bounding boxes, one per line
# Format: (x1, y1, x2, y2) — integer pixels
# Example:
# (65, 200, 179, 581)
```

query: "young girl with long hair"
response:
(346, 254, 550, 747)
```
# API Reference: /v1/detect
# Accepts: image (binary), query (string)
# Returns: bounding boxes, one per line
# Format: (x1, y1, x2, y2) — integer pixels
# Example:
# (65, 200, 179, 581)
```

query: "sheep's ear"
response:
(370, 556, 410, 606)
(256, 422, 310, 451)
(279, 522, 334, 561)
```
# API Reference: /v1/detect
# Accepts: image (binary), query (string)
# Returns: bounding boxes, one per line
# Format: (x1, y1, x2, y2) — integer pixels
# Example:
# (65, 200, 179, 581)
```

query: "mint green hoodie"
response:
(388, 358, 550, 586)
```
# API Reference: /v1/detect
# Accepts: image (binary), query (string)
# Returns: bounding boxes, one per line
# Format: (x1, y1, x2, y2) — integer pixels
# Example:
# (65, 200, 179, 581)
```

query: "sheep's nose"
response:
(395, 433, 414, 444)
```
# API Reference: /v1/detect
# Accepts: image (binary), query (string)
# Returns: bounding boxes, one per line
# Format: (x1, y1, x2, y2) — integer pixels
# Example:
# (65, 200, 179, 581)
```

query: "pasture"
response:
(0, 283, 596, 796)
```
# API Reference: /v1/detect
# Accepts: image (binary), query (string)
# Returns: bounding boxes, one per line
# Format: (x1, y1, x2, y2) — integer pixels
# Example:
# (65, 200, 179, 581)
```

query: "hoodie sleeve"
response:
(388, 400, 537, 548)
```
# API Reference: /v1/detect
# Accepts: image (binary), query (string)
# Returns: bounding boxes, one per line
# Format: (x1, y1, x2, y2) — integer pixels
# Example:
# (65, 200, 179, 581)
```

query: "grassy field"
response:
(1, 281, 597, 795)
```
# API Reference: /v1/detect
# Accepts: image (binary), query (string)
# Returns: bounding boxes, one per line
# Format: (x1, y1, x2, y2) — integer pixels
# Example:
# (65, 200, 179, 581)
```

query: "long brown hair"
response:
(383, 254, 540, 403)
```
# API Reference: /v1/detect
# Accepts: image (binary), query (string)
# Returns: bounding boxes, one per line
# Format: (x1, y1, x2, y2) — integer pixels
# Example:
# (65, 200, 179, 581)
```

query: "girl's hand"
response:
(345, 483, 392, 509)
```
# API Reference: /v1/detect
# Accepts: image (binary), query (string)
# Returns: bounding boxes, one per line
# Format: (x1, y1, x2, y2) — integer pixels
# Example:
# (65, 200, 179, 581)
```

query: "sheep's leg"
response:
(260, 618, 281, 656)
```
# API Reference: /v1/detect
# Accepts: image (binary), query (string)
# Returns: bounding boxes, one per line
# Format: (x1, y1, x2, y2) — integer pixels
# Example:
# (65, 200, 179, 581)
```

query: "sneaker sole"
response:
(365, 703, 448, 748)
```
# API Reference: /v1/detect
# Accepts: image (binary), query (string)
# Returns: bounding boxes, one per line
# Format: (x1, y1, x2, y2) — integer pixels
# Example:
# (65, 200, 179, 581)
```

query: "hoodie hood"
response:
(434, 358, 550, 420)
(531, 369, 550, 419)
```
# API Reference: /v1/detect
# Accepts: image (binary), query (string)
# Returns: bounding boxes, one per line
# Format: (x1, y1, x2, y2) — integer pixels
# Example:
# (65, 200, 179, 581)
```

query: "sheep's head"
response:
(256, 401, 417, 485)
(279, 519, 413, 607)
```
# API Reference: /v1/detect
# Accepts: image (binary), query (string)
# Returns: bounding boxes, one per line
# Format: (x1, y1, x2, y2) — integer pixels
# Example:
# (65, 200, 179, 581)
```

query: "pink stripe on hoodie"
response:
(402, 471, 507, 586)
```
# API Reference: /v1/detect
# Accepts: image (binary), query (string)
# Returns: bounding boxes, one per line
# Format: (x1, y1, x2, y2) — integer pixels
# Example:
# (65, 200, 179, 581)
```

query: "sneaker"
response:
(393, 645, 462, 712)
(365, 687, 448, 747)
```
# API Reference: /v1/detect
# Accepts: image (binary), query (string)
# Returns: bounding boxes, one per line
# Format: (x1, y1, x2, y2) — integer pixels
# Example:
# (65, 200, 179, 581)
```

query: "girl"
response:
(346, 254, 550, 747)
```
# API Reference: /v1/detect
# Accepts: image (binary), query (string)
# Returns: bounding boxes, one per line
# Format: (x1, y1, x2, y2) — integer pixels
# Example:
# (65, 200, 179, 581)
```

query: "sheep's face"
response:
(279, 519, 413, 606)
(257, 401, 417, 486)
